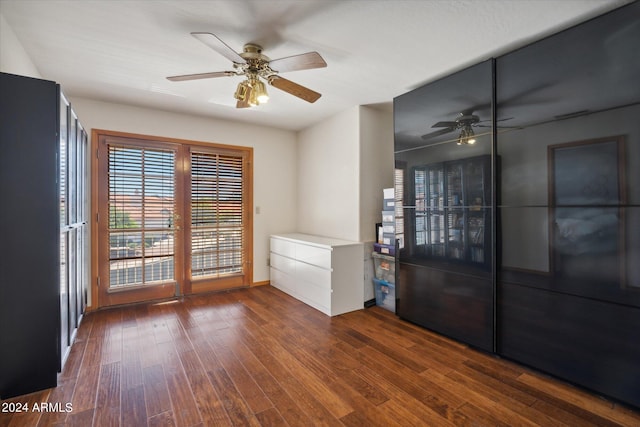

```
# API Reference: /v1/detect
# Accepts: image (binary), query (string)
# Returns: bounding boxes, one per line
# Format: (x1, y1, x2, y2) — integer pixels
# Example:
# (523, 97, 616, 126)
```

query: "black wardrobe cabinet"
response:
(495, 0, 640, 409)
(394, 1, 640, 409)
(0, 72, 87, 399)
(394, 59, 495, 353)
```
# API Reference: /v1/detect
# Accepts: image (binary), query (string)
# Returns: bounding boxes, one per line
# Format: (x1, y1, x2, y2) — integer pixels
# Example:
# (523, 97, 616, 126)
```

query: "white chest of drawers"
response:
(270, 233, 364, 316)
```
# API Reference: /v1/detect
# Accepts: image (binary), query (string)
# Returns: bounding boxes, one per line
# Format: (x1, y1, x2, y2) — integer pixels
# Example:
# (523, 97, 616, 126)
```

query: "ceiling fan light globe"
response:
(457, 125, 476, 145)
(466, 126, 475, 137)
(253, 80, 269, 104)
(248, 86, 259, 106)
(234, 80, 250, 101)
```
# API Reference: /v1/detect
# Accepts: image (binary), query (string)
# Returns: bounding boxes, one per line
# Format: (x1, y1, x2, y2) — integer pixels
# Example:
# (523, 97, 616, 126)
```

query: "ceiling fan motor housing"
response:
(238, 44, 274, 78)
(240, 43, 269, 61)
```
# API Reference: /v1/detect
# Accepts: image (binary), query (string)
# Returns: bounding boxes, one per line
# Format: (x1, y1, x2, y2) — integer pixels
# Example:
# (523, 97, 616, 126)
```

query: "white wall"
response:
(297, 106, 361, 241)
(0, 13, 41, 77)
(297, 105, 394, 301)
(359, 106, 394, 242)
(359, 106, 394, 301)
(296, 105, 394, 242)
(69, 97, 298, 285)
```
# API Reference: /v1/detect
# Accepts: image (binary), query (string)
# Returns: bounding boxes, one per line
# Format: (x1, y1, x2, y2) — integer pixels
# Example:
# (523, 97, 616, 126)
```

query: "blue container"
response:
(372, 252, 395, 284)
(373, 278, 395, 312)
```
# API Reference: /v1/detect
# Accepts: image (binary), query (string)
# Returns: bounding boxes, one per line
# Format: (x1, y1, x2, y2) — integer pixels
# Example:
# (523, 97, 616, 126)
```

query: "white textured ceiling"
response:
(0, 0, 631, 131)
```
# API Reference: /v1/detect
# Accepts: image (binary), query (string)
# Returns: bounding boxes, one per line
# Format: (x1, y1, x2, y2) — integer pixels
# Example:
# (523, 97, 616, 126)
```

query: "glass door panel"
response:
(96, 131, 252, 307)
(188, 149, 247, 293)
(107, 145, 176, 288)
(59, 231, 68, 368)
(68, 228, 77, 334)
(98, 139, 180, 307)
(59, 94, 70, 369)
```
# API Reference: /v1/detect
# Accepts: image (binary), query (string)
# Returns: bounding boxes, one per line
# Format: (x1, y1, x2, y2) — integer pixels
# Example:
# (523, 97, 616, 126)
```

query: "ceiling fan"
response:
(167, 32, 327, 108)
(421, 109, 512, 145)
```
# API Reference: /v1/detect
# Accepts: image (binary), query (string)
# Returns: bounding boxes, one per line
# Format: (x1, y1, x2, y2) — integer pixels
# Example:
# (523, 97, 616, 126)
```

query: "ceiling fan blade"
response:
(476, 116, 514, 124)
(191, 32, 246, 64)
(167, 71, 235, 82)
(431, 121, 458, 128)
(268, 76, 321, 103)
(269, 52, 327, 73)
(421, 127, 455, 140)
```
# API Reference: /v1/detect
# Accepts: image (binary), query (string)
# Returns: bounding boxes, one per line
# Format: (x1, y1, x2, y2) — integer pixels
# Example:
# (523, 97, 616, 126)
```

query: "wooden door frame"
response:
(91, 129, 253, 309)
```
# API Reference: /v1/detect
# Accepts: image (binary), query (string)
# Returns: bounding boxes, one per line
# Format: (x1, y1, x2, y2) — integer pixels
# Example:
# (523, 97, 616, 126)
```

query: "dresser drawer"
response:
(297, 279, 331, 312)
(270, 252, 295, 275)
(295, 243, 331, 269)
(270, 267, 295, 294)
(295, 260, 331, 289)
(270, 237, 295, 258)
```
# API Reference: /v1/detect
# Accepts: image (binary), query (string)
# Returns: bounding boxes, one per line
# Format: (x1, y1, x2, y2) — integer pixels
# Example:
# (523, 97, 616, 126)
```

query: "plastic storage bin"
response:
(373, 278, 395, 312)
(372, 252, 395, 284)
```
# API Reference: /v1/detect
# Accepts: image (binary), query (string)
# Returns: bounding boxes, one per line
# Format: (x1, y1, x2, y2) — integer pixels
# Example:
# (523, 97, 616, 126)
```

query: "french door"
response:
(94, 130, 252, 308)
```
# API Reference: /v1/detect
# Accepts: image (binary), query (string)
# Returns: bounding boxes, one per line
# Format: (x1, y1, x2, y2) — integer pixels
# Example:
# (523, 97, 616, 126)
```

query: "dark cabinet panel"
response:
(498, 207, 640, 308)
(0, 73, 60, 398)
(0, 72, 87, 399)
(394, 60, 494, 351)
(499, 281, 640, 408)
(495, 1, 640, 409)
(399, 262, 493, 351)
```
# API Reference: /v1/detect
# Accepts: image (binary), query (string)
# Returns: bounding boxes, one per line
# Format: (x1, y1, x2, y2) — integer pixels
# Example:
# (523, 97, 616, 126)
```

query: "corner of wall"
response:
(359, 105, 394, 242)
(0, 13, 42, 78)
(296, 107, 361, 241)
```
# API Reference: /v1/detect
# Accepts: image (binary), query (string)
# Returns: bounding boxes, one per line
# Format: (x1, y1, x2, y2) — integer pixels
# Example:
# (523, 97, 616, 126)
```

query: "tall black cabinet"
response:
(0, 73, 88, 399)
(495, 2, 640, 408)
(395, 60, 495, 352)
(394, 1, 640, 409)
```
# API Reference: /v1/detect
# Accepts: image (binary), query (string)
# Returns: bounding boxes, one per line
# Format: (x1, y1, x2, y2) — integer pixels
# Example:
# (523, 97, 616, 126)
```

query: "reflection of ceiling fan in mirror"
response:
(421, 109, 512, 145)
(167, 32, 327, 108)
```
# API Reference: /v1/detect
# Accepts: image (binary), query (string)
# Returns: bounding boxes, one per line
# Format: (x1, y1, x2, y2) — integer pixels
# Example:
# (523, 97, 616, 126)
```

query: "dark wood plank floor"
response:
(2, 285, 639, 426)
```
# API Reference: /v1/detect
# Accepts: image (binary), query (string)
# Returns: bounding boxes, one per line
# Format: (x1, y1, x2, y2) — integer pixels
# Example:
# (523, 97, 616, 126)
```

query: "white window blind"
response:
(108, 145, 176, 288)
(190, 150, 244, 278)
